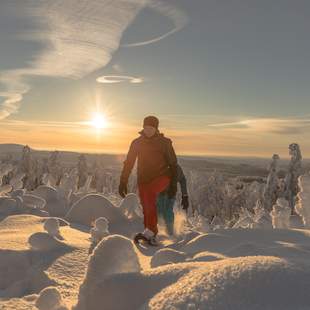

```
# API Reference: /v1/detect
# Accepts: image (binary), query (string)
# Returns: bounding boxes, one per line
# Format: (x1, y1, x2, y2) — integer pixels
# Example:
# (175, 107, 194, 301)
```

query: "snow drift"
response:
(65, 194, 127, 229)
(74, 235, 140, 310)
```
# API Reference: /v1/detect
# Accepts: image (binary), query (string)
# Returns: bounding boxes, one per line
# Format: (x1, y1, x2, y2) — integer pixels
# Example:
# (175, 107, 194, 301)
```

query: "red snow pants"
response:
(138, 175, 171, 235)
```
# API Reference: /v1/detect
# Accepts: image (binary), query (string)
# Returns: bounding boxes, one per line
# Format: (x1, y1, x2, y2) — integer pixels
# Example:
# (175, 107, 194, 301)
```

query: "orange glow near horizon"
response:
(0, 118, 309, 159)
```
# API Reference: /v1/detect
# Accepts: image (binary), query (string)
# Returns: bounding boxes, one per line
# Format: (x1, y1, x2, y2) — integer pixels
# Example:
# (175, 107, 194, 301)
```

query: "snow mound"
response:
(33, 186, 65, 217)
(84, 234, 140, 281)
(33, 185, 58, 202)
(75, 235, 140, 310)
(191, 251, 225, 262)
(0, 250, 30, 296)
(0, 197, 22, 216)
(66, 194, 127, 229)
(147, 256, 310, 310)
(119, 193, 142, 219)
(89, 217, 110, 254)
(168, 231, 202, 251)
(28, 232, 71, 251)
(44, 218, 61, 238)
(182, 233, 232, 255)
(0, 194, 48, 218)
(22, 194, 46, 210)
(90, 217, 109, 242)
(74, 255, 310, 310)
(74, 259, 188, 310)
(0, 249, 56, 298)
(93, 217, 109, 233)
(35, 286, 68, 310)
(0, 214, 88, 305)
(151, 248, 187, 268)
(226, 242, 266, 257)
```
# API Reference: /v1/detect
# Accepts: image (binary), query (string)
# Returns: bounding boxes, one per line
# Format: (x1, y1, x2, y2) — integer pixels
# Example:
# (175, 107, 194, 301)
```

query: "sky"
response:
(0, 0, 310, 158)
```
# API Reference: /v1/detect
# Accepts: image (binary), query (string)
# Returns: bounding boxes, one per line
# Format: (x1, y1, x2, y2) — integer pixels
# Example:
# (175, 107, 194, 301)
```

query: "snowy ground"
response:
(1, 210, 310, 309)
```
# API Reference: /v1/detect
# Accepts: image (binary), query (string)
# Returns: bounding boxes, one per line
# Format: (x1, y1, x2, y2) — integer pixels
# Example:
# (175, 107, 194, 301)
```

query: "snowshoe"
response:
(134, 233, 159, 246)
(134, 232, 149, 244)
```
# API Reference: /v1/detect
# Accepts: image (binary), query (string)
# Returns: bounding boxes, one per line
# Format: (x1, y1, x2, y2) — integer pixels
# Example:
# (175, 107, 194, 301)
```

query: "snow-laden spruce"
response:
(271, 198, 291, 229)
(263, 154, 280, 211)
(285, 143, 303, 212)
(295, 173, 310, 227)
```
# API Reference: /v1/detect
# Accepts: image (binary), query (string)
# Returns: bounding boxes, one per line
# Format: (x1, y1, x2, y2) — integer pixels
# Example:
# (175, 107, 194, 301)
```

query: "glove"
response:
(118, 181, 128, 198)
(167, 182, 177, 199)
(181, 195, 189, 211)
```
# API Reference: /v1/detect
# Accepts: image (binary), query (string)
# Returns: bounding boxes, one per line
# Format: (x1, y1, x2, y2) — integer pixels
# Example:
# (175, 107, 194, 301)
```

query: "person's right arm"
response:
(120, 139, 138, 185)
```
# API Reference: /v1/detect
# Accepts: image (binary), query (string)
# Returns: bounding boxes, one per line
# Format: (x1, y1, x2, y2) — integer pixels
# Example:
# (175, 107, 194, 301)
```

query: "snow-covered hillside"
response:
(1, 146, 310, 309)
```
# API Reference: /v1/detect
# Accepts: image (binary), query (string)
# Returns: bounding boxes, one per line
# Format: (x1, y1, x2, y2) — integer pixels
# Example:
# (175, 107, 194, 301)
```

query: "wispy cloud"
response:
(208, 120, 251, 129)
(122, 0, 189, 47)
(0, 0, 187, 119)
(208, 117, 310, 135)
(97, 75, 143, 84)
(0, 71, 30, 119)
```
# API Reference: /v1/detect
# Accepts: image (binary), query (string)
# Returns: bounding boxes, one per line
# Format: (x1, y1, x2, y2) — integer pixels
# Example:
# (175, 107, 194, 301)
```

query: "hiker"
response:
(118, 115, 178, 245)
(157, 164, 189, 235)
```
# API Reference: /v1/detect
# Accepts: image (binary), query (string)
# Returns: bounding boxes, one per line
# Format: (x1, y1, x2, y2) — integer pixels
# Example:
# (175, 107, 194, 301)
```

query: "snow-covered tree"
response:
(263, 154, 280, 211)
(271, 197, 291, 229)
(285, 143, 303, 213)
(48, 151, 63, 186)
(295, 173, 310, 227)
(19, 145, 38, 190)
(252, 199, 272, 228)
(77, 154, 88, 189)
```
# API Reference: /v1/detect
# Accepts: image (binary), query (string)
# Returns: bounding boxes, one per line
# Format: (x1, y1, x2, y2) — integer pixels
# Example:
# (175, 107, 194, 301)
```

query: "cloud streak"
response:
(0, 0, 187, 119)
(208, 117, 310, 135)
(0, 71, 30, 119)
(122, 0, 189, 47)
(97, 75, 143, 84)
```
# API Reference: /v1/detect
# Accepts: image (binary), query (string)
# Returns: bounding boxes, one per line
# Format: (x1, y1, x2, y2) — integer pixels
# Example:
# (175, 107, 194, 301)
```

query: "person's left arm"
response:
(177, 165, 189, 211)
(177, 165, 188, 196)
(166, 139, 178, 198)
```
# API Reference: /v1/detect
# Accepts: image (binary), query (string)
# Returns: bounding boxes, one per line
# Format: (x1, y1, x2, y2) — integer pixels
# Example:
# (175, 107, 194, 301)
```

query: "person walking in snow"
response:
(157, 164, 189, 235)
(118, 115, 178, 245)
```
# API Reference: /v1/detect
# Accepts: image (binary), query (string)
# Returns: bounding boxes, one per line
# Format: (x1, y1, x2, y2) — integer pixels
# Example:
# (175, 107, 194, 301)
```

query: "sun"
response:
(90, 113, 107, 129)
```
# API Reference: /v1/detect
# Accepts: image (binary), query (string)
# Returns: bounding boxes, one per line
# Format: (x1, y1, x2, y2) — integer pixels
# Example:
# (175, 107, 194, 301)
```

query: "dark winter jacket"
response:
(120, 131, 178, 186)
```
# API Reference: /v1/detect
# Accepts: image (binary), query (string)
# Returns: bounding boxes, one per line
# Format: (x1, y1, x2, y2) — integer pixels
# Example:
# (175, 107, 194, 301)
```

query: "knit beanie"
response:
(143, 115, 159, 129)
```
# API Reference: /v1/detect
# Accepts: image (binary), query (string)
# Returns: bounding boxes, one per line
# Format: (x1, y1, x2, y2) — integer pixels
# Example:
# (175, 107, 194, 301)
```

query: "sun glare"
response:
(90, 113, 107, 129)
